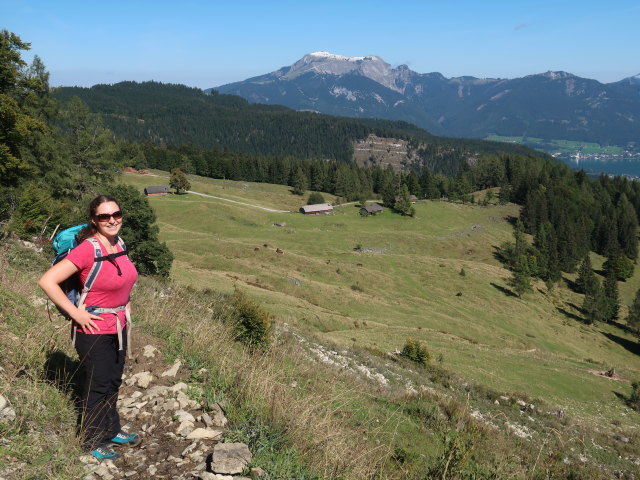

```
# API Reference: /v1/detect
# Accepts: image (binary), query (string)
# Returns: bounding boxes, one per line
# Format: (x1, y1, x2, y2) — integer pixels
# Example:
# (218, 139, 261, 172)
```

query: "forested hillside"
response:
(52, 81, 544, 175)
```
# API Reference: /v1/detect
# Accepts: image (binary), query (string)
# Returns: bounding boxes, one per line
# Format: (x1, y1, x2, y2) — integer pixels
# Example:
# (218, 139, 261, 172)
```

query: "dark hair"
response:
(76, 194, 120, 243)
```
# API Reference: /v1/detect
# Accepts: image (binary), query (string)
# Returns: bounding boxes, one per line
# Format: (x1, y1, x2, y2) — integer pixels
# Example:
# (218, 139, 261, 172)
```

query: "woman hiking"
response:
(39, 194, 140, 461)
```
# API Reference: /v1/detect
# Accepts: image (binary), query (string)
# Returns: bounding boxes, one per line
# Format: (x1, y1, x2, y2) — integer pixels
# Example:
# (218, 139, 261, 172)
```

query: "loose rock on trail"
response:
(81, 331, 262, 480)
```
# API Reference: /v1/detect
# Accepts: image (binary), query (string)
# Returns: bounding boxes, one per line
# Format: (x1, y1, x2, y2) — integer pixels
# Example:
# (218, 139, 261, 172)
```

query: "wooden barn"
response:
(299, 203, 334, 215)
(144, 185, 170, 196)
(360, 204, 384, 216)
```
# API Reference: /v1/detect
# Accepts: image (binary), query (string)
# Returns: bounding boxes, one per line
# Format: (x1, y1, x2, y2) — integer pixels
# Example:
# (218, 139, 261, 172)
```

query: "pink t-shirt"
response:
(66, 237, 138, 334)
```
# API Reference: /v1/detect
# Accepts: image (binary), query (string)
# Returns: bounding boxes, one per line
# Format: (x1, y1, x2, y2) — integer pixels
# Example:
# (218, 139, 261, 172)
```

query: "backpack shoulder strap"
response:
(116, 235, 126, 252)
(77, 238, 104, 307)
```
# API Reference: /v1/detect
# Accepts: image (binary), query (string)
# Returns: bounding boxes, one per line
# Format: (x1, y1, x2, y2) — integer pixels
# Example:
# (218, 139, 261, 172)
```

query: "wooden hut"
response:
(144, 185, 170, 196)
(299, 203, 334, 215)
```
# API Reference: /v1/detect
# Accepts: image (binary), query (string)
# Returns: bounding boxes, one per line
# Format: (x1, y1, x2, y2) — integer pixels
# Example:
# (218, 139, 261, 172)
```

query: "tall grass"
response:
(133, 278, 396, 478)
(0, 242, 86, 480)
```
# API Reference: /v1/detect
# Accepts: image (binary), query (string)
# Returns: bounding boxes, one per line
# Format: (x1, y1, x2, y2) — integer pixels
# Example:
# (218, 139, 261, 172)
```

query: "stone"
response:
(163, 399, 180, 412)
(162, 359, 182, 377)
(201, 412, 213, 427)
(176, 391, 193, 409)
(175, 410, 196, 423)
(176, 420, 195, 437)
(1, 408, 16, 421)
(172, 382, 189, 392)
(182, 442, 198, 457)
(210, 442, 252, 475)
(147, 465, 157, 475)
(145, 385, 171, 398)
(143, 345, 158, 358)
(93, 464, 113, 479)
(0, 394, 7, 411)
(199, 473, 233, 480)
(119, 397, 137, 408)
(250, 467, 267, 478)
(186, 428, 223, 440)
(79, 454, 98, 465)
(125, 371, 154, 388)
(209, 403, 229, 427)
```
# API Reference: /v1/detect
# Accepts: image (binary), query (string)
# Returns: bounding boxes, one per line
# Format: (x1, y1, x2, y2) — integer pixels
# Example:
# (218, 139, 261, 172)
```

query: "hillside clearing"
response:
(121, 172, 640, 433)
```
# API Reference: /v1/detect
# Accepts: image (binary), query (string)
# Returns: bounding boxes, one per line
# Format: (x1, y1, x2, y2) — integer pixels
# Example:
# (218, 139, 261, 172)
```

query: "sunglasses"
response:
(94, 211, 123, 222)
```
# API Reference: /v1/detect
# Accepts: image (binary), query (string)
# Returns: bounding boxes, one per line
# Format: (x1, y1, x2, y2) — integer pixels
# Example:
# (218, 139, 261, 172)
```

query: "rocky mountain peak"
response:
(283, 51, 406, 93)
(537, 71, 576, 80)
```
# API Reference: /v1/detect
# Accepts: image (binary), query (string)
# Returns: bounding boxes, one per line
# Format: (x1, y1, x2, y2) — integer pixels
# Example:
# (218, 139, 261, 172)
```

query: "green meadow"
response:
(485, 135, 625, 156)
(124, 172, 640, 429)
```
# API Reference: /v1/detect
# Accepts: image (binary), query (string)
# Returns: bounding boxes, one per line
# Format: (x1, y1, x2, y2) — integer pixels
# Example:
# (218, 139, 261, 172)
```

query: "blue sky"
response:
(2, 0, 638, 88)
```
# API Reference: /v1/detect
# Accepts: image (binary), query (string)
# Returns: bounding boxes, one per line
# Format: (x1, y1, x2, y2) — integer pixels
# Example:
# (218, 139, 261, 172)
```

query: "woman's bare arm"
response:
(38, 259, 103, 333)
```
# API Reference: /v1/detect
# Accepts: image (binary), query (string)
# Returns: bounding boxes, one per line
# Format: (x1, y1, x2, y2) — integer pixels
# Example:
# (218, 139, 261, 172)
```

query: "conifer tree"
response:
(382, 180, 397, 209)
(582, 276, 607, 325)
(513, 219, 528, 267)
(61, 96, 118, 199)
(603, 262, 620, 323)
(0, 30, 47, 188)
(616, 194, 639, 261)
(535, 221, 561, 283)
(628, 289, 640, 336)
(575, 255, 596, 294)
(509, 254, 532, 297)
(394, 184, 414, 216)
(291, 166, 308, 195)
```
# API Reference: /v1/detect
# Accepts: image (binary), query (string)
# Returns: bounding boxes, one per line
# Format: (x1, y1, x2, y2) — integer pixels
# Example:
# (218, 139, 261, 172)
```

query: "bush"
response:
(231, 289, 271, 350)
(604, 254, 634, 281)
(131, 239, 174, 276)
(629, 381, 640, 411)
(401, 337, 430, 366)
(307, 192, 325, 205)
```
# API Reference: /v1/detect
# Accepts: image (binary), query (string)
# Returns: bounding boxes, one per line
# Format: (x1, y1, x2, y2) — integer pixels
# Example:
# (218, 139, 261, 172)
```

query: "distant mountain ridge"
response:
(53, 81, 545, 176)
(212, 52, 640, 146)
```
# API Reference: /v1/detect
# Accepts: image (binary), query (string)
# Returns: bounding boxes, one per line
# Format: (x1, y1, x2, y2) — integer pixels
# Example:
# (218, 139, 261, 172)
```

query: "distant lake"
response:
(558, 157, 640, 178)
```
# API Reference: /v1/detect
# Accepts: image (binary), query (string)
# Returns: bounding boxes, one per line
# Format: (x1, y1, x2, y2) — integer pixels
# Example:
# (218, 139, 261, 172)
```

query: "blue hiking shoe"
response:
(110, 430, 141, 447)
(91, 444, 120, 461)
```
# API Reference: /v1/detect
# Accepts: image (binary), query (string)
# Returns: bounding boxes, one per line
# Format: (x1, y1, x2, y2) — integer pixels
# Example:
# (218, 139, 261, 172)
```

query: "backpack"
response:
(51, 225, 131, 356)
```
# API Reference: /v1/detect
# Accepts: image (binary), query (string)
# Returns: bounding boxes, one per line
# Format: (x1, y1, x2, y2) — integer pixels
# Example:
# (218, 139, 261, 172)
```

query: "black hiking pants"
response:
(75, 328, 127, 450)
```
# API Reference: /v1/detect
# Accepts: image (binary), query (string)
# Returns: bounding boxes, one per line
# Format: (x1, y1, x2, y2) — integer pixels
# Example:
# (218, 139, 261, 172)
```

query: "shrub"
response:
(231, 289, 271, 350)
(401, 337, 430, 366)
(307, 192, 325, 205)
(629, 381, 640, 411)
(604, 254, 634, 281)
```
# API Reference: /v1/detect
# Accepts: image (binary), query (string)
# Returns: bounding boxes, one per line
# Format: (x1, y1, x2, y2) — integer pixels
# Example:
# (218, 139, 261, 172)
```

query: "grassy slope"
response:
(124, 171, 640, 430)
